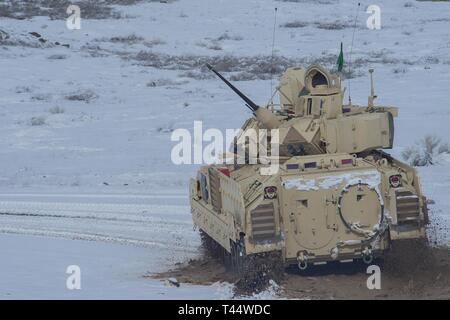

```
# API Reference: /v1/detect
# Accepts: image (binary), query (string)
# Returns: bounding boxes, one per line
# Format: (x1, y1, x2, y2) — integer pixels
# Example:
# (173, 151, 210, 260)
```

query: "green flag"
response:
(337, 42, 344, 72)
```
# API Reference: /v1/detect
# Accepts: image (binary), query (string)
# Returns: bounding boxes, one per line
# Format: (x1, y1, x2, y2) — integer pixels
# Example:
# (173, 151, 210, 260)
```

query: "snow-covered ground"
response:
(0, 0, 449, 299)
(0, 233, 236, 299)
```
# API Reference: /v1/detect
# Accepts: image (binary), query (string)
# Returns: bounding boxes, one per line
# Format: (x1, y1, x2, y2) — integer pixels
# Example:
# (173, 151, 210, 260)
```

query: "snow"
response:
(283, 178, 319, 191)
(0, 233, 234, 300)
(0, 193, 199, 252)
(0, 0, 449, 298)
(283, 170, 381, 191)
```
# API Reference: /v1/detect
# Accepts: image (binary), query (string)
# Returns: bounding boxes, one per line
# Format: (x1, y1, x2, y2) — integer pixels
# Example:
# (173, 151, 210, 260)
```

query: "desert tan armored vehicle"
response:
(189, 63, 428, 278)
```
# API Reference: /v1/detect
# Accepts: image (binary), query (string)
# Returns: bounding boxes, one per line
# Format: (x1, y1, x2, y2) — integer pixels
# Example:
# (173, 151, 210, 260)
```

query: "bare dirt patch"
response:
(283, 241, 450, 300)
(150, 241, 450, 299)
(150, 256, 236, 286)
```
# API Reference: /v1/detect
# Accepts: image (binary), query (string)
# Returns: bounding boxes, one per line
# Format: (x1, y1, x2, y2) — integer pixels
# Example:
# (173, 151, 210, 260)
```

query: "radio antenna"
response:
(347, 2, 361, 104)
(269, 7, 278, 106)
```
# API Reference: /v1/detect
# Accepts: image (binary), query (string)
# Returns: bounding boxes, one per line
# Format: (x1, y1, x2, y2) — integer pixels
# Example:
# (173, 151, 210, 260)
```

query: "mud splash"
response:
(150, 241, 450, 299)
(151, 207, 450, 299)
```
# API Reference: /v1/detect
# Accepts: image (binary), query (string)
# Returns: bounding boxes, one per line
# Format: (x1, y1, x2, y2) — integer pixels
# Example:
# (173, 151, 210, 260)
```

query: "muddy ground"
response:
(152, 240, 450, 300)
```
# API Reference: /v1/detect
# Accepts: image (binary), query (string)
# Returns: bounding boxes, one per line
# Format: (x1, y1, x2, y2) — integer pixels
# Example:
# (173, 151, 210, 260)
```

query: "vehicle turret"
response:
(207, 63, 397, 159)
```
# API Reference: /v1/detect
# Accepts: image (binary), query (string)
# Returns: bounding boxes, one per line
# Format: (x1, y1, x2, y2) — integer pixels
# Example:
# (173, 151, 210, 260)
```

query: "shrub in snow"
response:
(422, 56, 440, 65)
(65, 90, 98, 103)
(31, 93, 52, 101)
(215, 33, 243, 41)
(47, 54, 68, 60)
(134, 51, 363, 81)
(0, 0, 130, 20)
(195, 40, 222, 51)
(402, 135, 449, 166)
(392, 67, 407, 74)
(280, 21, 309, 28)
(30, 116, 46, 126)
(0, 29, 9, 41)
(144, 38, 166, 47)
(206, 43, 223, 51)
(49, 106, 65, 114)
(276, 0, 336, 3)
(315, 20, 353, 30)
(109, 34, 144, 44)
(157, 122, 174, 133)
(15, 86, 32, 94)
(147, 78, 188, 87)
(178, 70, 214, 80)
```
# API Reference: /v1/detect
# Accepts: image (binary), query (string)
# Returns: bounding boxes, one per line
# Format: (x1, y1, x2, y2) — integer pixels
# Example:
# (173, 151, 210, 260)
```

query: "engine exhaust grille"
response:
(251, 203, 276, 241)
(396, 190, 420, 223)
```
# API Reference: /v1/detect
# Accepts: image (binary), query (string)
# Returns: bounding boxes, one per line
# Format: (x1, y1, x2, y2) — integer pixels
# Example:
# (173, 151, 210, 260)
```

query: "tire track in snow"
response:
(0, 210, 191, 226)
(0, 193, 200, 253)
(0, 201, 192, 223)
(0, 227, 195, 252)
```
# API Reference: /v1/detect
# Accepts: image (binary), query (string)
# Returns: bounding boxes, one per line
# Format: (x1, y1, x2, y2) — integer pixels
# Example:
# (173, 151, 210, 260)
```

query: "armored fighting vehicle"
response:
(189, 63, 428, 278)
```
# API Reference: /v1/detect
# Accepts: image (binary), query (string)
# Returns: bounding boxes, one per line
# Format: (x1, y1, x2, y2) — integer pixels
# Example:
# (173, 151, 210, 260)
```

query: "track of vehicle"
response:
(0, 193, 199, 254)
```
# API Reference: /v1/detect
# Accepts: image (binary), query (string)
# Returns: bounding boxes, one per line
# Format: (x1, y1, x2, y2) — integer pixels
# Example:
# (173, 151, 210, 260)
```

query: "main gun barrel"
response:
(206, 63, 281, 129)
(206, 63, 259, 112)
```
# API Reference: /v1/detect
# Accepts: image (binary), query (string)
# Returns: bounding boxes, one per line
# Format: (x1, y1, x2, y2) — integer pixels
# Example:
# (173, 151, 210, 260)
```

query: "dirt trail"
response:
(282, 242, 450, 300)
(152, 240, 450, 299)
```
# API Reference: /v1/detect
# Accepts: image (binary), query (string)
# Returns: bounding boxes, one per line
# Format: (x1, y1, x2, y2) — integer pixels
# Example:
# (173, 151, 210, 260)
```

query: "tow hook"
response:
(362, 247, 374, 264)
(330, 247, 339, 260)
(297, 252, 308, 270)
